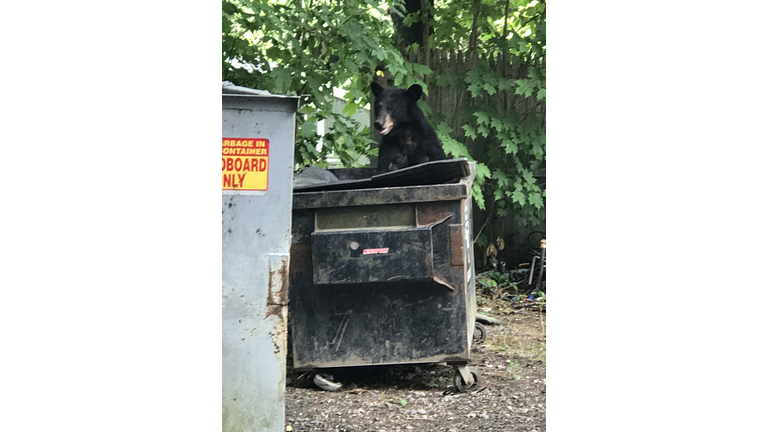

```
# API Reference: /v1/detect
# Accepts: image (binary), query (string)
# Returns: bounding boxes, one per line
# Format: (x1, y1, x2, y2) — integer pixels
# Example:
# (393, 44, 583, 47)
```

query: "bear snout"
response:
(374, 114, 394, 135)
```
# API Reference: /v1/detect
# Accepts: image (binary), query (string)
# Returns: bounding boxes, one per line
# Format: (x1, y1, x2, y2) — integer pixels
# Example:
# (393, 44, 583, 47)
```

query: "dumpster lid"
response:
(293, 158, 470, 192)
(222, 81, 271, 95)
(222, 81, 299, 99)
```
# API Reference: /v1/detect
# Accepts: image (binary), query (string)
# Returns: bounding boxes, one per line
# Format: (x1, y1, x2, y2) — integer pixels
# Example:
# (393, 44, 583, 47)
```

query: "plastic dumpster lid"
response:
(293, 158, 471, 192)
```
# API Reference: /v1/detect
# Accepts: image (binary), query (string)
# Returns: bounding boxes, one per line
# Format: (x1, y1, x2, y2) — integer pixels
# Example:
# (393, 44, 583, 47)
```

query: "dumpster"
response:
(289, 159, 481, 391)
(222, 82, 299, 431)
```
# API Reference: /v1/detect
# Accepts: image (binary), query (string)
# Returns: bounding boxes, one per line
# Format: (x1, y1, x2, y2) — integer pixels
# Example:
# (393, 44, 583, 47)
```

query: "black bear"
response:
(371, 82, 446, 173)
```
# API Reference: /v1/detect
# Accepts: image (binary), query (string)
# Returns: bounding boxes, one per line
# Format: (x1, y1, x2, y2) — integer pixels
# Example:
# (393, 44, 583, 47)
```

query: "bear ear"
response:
(406, 84, 423, 101)
(371, 82, 384, 97)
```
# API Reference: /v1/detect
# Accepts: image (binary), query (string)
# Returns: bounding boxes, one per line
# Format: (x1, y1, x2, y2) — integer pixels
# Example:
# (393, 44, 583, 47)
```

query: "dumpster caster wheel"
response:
(453, 368, 481, 393)
(313, 373, 342, 392)
(473, 322, 486, 343)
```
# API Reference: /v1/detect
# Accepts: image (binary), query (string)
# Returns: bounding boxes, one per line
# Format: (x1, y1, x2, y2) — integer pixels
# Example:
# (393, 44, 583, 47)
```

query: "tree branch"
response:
(502, 0, 510, 40)
(297, 12, 360, 96)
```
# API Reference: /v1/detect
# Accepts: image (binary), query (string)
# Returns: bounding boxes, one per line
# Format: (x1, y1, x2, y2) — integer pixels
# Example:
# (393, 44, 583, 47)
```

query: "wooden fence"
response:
(372, 47, 546, 268)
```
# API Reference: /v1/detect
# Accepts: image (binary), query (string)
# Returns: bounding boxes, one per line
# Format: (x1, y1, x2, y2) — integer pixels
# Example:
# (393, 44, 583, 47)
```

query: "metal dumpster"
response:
(222, 82, 299, 431)
(289, 159, 480, 390)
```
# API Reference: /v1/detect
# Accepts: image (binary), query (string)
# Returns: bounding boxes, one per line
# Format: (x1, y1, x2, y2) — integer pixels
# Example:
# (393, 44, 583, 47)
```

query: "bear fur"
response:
(371, 82, 446, 173)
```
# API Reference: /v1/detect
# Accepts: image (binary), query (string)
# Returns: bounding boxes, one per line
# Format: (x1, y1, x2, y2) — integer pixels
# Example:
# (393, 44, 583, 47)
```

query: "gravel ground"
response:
(285, 295, 546, 432)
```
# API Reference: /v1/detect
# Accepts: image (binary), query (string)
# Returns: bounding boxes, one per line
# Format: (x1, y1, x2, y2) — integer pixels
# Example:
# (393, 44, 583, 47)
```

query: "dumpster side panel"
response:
(460, 188, 477, 349)
(222, 94, 297, 432)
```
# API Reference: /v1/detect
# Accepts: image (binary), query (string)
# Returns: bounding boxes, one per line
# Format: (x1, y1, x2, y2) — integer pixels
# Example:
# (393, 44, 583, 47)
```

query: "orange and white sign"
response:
(222, 138, 269, 191)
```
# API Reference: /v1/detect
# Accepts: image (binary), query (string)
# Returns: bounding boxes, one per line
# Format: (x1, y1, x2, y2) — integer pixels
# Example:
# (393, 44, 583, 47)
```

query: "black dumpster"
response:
(289, 159, 480, 391)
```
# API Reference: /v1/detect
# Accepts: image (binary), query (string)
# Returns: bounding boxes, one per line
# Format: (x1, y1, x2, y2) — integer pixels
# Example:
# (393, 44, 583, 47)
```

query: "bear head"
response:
(370, 82, 423, 136)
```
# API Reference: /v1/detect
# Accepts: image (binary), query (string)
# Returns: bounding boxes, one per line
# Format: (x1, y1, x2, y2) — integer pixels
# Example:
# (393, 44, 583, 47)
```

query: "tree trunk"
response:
(502, 0, 510, 39)
(390, 0, 433, 53)
(467, 0, 483, 55)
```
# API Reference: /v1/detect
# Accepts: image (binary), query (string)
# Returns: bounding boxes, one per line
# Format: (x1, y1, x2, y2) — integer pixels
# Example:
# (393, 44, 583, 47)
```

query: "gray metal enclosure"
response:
(289, 161, 477, 382)
(222, 84, 299, 432)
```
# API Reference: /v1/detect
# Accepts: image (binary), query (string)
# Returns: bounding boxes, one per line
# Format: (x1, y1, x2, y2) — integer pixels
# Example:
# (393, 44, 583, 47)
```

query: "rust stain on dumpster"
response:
(416, 203, 450, 226)
(269, 323, 286, 355)
(449, 224, 464, 266)
(266, 258, 289, 320)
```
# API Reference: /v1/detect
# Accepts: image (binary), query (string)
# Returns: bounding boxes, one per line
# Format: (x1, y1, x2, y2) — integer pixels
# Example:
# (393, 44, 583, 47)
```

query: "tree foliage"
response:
(222, 0, 545, 234)
(414, 0, 545, 236)
(223, 0, 429, 167)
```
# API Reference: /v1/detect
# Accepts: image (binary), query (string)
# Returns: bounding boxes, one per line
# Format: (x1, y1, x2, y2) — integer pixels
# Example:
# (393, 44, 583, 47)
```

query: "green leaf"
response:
(490, 116, 505, 133)
(403, 12, 421, 27)
(300, 118, 317, 138)
(472, 182, 486, 210)
(435, 122, 453, 137)
(468, 82, 483, 98)
(475, 162, 490, 181)
(477, 124, 490, 137)
(502, 138, 518, 155)
(494, 188, 505, 201)
(492, 169, 511, 186)
(341, 101, 358, 117)
(514, 79, 534, 98)
(522, 169, 535, 186)
(393, 71, 405, 87)
(473, 111, 490, 125)
(412, 63, 432, 76)
(373, 46, 387, 61)
(417, 99, 432, 116)
(536, 88, 546, 100)
(266, 46, 281, 60)
(273, 68, 292, 94)
(441, 137, 470, 158)
(511, 188, 526, 206)
(462, 124, 477, 140)
(528, 192, 544, 210)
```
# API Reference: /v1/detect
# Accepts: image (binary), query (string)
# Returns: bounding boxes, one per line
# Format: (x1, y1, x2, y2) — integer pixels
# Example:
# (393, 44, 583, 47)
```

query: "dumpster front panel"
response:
(290, 191, 475, 369)
(291, 280, 469, 368)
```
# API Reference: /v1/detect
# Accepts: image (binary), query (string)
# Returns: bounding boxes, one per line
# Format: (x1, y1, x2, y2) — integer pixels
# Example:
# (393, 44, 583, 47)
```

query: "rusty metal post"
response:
(534, 238, 546, 292)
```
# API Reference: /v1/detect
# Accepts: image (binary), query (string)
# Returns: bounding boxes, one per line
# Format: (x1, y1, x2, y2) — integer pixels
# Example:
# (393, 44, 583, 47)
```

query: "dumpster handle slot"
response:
(427, 215, 458, 293)
(421, 213, 453, 228)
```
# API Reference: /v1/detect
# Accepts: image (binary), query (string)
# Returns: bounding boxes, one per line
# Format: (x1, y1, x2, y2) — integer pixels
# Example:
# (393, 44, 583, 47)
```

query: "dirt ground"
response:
(284, 291, 546, 432)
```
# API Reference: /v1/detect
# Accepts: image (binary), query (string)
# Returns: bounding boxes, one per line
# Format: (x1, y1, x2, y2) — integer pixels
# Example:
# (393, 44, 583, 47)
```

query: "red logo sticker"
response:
(362, 248, 390, 255)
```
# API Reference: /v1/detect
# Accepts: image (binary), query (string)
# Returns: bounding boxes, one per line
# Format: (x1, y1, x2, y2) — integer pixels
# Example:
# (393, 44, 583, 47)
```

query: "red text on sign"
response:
(222, 158, 268, 172)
